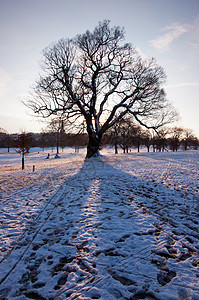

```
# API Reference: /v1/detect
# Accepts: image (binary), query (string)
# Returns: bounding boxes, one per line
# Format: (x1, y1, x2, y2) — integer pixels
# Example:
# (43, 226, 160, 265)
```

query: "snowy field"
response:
(0, 147, 199, 299)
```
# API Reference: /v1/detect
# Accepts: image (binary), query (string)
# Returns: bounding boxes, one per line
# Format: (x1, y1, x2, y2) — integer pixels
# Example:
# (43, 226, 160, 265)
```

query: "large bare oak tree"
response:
(26, 20, 177, 158)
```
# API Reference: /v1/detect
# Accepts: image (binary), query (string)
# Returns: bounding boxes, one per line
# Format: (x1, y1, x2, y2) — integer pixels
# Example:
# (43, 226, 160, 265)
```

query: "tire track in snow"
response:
(0, 159, 84, 282)
(0, 180, 68, 285)
(0, 159, 84, 262)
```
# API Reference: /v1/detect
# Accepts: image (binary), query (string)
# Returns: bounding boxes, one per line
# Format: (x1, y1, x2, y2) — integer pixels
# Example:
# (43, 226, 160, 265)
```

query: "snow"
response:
(0, 147, 199, 299)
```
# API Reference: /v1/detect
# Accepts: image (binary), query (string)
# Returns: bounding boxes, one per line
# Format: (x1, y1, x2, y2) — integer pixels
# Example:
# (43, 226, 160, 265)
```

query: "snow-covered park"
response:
(0, 147, 198, 299)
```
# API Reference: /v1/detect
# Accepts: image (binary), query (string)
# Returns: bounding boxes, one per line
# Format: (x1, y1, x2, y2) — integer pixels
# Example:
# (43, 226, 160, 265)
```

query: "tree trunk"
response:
(56, 131, 59, 154)
(22, 153, 25, 170)
(114, 128, 118, 154)
(86, 133, 101, 158)
(185, 140, 188, 151)
(114, 143, 118, 154)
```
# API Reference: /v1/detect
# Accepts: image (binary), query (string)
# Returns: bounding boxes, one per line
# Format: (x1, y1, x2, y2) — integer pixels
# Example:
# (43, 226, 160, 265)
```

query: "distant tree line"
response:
(0, 130, 87, 152)
(103, 120, 199, 153)
(0, 122, 198, 153)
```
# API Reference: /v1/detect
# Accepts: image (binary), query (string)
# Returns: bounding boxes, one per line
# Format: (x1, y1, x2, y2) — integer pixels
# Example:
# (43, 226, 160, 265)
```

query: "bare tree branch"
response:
(25, 20, 178, 158)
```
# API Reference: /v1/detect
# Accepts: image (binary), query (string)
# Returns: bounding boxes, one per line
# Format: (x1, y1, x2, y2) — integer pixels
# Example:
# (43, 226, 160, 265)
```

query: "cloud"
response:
(189, 15, 199, 51)
(166, 82, 199, 88)
(150, 23, 191, 52)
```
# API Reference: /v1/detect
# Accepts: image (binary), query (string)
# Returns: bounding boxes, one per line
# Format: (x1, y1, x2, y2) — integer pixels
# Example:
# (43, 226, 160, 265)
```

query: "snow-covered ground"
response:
(0, 147, 198, 299)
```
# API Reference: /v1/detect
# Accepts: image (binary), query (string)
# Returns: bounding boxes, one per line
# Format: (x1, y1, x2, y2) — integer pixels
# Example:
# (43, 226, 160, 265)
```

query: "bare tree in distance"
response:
(25, 20, 177, 158)
(15, 132, 32, 170)
(48, 118, 65, 154)
(168, 127, 184, 152)
(0, 128, 11, 152)
(181, 128, 195, 151)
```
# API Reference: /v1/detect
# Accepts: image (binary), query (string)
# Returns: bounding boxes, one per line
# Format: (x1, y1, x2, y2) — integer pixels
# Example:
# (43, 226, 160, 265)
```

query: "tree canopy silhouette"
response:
(26, 20, 177, 157)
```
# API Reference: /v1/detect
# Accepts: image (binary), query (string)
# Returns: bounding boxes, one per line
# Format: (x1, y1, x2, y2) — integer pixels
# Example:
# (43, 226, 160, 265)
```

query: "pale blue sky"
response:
(0, 0, 199, 136)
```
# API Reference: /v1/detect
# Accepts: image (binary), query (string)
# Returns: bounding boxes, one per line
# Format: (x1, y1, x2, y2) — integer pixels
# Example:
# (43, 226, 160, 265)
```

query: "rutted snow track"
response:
(0, 153, 84, 262)
(0, 154, 199, 299)
(0, 181, 66, 284)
